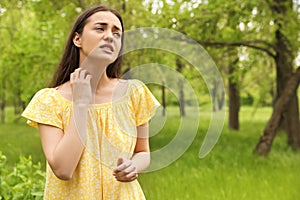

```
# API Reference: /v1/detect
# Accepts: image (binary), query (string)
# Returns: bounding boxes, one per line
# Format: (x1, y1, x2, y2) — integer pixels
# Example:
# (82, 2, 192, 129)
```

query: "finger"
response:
(126, 171, 138, 179)
(115, 167, 136, 180)
(83, 70, 92, 80)
(115, 169, 135, 180)
(86, 74, 92, 81)
(114, 158, 124, 172)
(72, 68, 81, 80)
(117, 157, 124, 166)
(78, 69, 85, 79)
(114, 170, 127, 177)
(115, 161, 131, 172)
(114, 175, 128, 182)
(115, 173, 138, 182)
(124, 165, 136, 174)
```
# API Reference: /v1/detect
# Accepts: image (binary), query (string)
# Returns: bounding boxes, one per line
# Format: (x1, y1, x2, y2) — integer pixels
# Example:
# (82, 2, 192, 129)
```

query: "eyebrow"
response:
(94, 22, 122, 31)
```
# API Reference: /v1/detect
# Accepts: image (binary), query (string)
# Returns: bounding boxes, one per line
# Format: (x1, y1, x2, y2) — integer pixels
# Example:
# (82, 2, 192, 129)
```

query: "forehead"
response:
(87, 11, 122, 30)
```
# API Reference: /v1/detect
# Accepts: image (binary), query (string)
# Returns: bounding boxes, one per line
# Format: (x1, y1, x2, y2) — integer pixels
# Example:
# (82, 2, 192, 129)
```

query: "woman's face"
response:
(74, 11, 123, 65)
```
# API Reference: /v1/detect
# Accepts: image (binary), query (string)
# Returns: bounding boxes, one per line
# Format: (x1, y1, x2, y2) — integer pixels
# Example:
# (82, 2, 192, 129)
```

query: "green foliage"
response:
(0, 151, 45, 200)
(1, 0, 299, 121)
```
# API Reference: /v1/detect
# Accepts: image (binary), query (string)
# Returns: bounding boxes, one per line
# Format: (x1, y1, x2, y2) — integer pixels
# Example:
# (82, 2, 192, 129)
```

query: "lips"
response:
(100, 44, 114, 53)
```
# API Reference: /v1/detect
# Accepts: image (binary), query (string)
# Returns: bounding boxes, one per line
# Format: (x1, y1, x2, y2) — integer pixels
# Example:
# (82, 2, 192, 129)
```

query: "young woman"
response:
(22, 5, 159, 199)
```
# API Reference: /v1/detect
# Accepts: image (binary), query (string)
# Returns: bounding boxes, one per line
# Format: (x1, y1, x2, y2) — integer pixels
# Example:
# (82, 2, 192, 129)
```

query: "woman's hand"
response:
(113, 158, 138, 182)
(70, 68, 92, 105)
(70, 68, 92, 143)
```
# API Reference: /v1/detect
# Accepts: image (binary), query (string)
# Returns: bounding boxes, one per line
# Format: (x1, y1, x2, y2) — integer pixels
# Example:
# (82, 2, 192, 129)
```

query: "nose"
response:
(104, 30, 113, 43)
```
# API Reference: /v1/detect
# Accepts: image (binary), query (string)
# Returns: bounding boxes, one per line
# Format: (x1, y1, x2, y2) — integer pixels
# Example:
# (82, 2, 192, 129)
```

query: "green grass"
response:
(1, 106, 300, 199)
(139, 106, 300, 200)
(0, 121, 45, 168)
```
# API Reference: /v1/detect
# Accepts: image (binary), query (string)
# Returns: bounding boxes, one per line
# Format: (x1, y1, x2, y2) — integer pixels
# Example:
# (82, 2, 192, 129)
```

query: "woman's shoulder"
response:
(125, 79, 154, 99)
(126, 79, 146, 89)
(33, 88, 56, 98)
(31, 87, 66, 105)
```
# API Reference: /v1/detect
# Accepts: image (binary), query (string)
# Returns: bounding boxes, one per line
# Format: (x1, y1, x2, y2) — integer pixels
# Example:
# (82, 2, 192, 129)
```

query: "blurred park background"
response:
(1, 0, 300, 199)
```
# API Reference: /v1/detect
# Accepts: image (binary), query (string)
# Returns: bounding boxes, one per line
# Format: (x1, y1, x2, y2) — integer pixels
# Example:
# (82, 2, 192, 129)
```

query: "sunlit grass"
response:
(139, 106, 300, 200)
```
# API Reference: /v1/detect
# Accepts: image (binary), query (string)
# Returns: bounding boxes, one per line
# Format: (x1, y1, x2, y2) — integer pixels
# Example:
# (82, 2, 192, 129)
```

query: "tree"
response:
(149, 0, 300, 154)
(254, 0, 300, 154)
(255, 66, 300, 155)
(173, 0, 300, 154)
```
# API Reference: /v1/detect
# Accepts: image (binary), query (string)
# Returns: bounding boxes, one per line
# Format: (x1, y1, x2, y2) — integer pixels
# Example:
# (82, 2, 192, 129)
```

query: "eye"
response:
(113, 32, 121, 38)
(96, 27, 104, 32)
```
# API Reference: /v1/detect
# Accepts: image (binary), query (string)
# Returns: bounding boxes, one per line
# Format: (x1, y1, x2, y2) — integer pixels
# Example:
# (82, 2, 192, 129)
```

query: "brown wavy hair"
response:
(49, 5, 124, 87)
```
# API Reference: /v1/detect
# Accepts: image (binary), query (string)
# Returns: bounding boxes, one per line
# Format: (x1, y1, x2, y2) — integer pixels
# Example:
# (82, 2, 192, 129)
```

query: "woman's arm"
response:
(113, 122, 150, 182)
(38, 108, 87, 180)
(38, 68, 91, 180)
(131, 123, 151, 172)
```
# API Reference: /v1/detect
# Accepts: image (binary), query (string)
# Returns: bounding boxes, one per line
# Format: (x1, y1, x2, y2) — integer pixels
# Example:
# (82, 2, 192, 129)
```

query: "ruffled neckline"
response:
(48, 79, 132, 108)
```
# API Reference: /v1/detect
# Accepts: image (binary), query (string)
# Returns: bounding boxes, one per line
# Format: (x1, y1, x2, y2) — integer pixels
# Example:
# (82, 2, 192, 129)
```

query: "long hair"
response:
(49, 5, 124, 87)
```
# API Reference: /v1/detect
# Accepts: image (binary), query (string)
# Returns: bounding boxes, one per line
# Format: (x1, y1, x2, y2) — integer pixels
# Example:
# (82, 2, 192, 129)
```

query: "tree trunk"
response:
(121, 0, 126, 12)
(176, 58, 185, 116)
(228, 79, 240, 130)
(211, 79, 217, 112)
(254, 66, 300, 155)
(22, 101, 26, 110)
(161, 81, 166, 116)
(228, 58, 240, 130)
(284, 95, 300, 149)
(179, 82, 185, 116)
(14, 99, 18, 115)
(0, 95, 5, 124)
(212, 77, 225, 112)
(269, 0, 300, 150)
(218, 90, 225, 110)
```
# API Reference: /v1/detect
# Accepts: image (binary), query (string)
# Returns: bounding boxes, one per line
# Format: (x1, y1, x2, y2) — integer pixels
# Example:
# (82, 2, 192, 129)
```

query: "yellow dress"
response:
(21, 79, 160, 200)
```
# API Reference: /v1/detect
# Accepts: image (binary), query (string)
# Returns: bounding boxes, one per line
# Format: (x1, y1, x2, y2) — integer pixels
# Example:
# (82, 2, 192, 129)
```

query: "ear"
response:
(73, 32, 82, 47)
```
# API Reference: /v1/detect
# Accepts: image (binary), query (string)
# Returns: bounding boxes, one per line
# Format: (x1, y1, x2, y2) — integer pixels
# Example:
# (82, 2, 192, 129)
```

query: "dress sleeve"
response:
(130, 80, 160, 126)
(21, 88, 63, 129)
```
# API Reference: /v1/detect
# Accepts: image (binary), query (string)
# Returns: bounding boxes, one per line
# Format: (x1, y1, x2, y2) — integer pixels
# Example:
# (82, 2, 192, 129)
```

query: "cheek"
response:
(116, 40, 122, 53)
(81, 38, 94, 50)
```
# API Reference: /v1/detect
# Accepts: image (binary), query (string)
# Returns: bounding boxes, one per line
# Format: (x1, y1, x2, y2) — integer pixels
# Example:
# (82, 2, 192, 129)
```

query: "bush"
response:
(0, 151, 45, 200)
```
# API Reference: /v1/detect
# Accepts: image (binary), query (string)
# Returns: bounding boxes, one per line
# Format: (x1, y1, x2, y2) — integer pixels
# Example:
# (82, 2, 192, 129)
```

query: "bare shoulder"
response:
(113, 78, 130, 97)
(55, 82, 73, 101)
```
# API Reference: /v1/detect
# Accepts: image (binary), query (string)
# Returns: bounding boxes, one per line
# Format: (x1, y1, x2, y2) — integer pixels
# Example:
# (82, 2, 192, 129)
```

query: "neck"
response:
(79, 56, 111, 93)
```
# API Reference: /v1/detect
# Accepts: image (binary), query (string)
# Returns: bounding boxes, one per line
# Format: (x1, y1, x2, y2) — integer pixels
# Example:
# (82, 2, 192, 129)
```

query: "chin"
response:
(89, 53, 116, 63)
(101, 55, 118, 64)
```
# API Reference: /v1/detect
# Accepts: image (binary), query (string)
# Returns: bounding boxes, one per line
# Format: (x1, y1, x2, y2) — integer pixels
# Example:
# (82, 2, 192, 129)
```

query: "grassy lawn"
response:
(140, 106, 300, 200)
(0, 106, 300, 199)
(0, 121, 45, 168)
